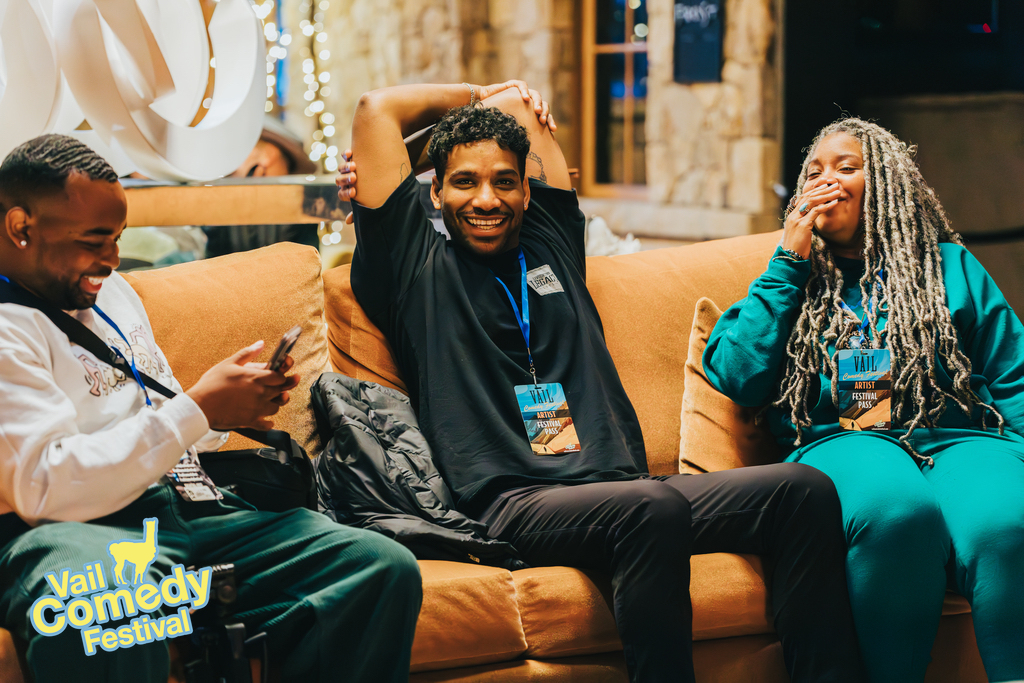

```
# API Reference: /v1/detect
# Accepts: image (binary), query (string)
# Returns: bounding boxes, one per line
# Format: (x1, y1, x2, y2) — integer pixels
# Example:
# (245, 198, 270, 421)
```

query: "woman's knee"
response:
(745, 463, 843, 537)
(611, 481, 692, 553)
(798, 444, 948, 549)
(3, 523, 128, 601)
(606, 482, 693, 575)
(952, 508, 1024, 577)
(382, 541, 422, 591)
(843, 482, 948, 558)
(7, 522, 122, 562)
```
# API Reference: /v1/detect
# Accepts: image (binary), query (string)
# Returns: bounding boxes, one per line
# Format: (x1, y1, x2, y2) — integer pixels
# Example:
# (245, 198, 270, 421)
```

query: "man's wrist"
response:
(462, 82, 477, 107)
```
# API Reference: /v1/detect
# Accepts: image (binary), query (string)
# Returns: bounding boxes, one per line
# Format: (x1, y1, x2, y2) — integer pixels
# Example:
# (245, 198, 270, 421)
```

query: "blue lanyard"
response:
(492, 248, 538, 385)
(838, 300, 872, 349)
(837, 269, 888, 350)
(838, 281, 884, 349)
(92, 305, 153, 407)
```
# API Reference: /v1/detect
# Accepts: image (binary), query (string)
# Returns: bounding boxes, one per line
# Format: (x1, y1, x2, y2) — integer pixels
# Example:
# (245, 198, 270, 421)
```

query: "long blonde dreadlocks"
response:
(774, 118, 1003, 463)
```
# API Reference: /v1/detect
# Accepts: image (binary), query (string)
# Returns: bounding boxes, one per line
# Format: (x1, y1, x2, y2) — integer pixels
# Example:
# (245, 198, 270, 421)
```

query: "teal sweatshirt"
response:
(703, 243, 1024, 455)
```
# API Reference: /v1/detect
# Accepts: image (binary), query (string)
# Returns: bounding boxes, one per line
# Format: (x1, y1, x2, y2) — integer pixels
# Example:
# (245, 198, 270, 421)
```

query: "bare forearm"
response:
(354, 84, 472, 144)
(346, 80, 567, 206)
(351, 83, 474, 208)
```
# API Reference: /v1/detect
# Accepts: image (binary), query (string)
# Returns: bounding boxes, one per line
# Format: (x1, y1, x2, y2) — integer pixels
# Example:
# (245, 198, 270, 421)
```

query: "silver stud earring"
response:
(19, 240, 26, 247)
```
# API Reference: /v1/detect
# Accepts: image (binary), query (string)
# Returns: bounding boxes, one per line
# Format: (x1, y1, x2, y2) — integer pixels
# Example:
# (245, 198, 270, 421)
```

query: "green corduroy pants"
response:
(0, 484, 422, 683)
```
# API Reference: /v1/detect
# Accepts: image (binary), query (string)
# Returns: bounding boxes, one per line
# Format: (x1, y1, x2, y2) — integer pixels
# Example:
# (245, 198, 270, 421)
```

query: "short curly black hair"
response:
(427, 105, 530, 183)
(0, 134, 118, 211)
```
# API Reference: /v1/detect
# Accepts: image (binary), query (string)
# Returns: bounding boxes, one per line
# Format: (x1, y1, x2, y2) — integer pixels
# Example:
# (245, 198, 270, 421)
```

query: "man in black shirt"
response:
(343, 81, 866, 683)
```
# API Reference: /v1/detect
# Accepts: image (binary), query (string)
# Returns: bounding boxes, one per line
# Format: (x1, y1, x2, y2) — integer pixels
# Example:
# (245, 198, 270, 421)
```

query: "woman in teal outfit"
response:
(703, 118, 1024, 683)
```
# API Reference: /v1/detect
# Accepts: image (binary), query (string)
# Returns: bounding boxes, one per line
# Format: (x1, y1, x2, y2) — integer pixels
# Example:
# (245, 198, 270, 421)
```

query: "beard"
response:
(33, 274, 102, 311)
(54, 280, 98, 311)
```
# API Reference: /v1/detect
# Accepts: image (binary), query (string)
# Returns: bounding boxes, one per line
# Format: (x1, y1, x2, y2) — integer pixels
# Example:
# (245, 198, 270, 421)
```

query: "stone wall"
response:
(483, 0, 580, 167)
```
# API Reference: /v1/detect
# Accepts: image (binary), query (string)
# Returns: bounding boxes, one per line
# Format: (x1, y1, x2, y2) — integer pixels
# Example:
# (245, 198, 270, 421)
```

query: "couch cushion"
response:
(321, 264, 407, 393)
(412, 560, 527, 673)
(585, 232, 779, 476)
(409, 653, 629, 682)
(512, 553, 775, 659)
(511, 553, 972, 661)
(679, 297, 780, 473)
(690, 553, 773, 640)
(942, 591, 972, 616)
(123, 243, 331, 454)
(513, 566, 620, 659)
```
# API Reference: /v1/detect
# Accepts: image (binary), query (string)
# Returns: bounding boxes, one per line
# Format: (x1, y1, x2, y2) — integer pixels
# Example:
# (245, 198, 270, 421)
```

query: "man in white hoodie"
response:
(0, 134, 421, 682)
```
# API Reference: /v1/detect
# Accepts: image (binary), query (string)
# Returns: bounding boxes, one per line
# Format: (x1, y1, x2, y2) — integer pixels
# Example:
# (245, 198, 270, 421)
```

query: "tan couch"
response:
(0, 234, 989, 682)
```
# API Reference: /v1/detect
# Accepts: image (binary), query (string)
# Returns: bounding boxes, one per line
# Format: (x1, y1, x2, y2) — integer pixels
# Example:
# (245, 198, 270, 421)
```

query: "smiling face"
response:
(804, 132, 866, 255)
(431, 140, 530, 257)
(15, 172, 127, 309)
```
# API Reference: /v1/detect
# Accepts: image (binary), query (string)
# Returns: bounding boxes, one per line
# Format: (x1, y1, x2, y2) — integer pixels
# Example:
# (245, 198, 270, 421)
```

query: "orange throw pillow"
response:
(678, 298, 780, 473)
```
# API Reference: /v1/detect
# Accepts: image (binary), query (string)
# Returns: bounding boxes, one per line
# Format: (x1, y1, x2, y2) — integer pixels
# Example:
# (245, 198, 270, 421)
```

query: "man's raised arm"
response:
(350, 81, 564, 208)
(350, 84, 471, 208)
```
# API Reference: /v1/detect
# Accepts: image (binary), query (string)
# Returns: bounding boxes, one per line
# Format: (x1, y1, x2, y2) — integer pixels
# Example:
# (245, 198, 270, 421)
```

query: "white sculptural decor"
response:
(0, 0, 266, 180)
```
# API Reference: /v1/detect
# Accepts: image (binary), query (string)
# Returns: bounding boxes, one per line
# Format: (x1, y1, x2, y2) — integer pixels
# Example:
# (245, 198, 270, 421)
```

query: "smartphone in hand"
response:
(268, 325, 302, 372)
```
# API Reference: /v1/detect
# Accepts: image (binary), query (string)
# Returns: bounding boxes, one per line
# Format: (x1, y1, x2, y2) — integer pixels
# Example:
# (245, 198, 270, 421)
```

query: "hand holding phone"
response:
(187, 337, 301, 431)
(268, 325, 302, 372)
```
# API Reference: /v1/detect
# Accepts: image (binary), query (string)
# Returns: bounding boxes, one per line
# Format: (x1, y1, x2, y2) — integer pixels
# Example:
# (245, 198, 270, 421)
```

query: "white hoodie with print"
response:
(0, 272, 226, 524)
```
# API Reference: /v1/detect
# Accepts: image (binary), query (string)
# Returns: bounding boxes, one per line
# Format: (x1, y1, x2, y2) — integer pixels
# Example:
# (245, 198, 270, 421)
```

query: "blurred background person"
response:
(203, 115, 321, 257)
(115, 116, 321, 271)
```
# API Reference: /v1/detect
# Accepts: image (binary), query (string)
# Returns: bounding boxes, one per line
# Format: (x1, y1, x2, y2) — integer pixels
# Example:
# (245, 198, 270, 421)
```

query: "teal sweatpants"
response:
(0, 484, 422, 683)
(788, 429, 1024, 683)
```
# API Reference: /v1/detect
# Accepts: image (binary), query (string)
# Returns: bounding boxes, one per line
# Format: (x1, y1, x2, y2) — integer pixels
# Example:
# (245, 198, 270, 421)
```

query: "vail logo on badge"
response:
(29, 518, 213, 656)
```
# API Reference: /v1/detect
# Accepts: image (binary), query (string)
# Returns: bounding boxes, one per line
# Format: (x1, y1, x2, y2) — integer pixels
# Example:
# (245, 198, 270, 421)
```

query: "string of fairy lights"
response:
(252, 0, 339, 174)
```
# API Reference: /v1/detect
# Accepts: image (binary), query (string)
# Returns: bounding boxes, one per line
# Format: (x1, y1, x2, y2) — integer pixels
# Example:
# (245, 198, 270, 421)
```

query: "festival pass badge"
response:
(837, 348, 892, 431)
(514, 382, 581, 455)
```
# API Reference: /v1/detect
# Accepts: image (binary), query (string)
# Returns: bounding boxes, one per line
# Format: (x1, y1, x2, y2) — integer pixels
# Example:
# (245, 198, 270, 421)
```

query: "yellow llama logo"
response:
(28, 518, 213, 655)
(107, 518, 159, 586)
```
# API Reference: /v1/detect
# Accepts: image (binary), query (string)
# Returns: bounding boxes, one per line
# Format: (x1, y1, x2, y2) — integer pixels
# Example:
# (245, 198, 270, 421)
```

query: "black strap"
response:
(0, 279, 294, 458)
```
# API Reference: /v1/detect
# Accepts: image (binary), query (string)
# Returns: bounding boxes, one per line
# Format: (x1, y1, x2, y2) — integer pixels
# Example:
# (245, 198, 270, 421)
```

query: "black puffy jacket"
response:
(312, 374, 526, 570)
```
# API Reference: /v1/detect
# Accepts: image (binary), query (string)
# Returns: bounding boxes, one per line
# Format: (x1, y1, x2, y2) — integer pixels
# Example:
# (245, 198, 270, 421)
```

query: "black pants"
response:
(479, 463, 867, 683)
